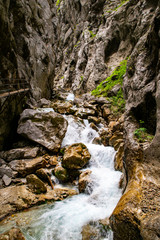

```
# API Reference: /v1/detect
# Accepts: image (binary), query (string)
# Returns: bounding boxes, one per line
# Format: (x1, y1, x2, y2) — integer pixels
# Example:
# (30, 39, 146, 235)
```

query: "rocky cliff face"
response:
(0, 0, 160, 239)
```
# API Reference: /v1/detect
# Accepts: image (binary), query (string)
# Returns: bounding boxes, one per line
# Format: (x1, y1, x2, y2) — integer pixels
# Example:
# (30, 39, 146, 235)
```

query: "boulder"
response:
(26, 174, 47, 194)
(79, 170, 92, 193)
(62, 143, 91, 169)
(0, 166, 13, 178)
(92, 137, 102, 145)
(17, 109, 68, 151)
(51, 100, 74, 114)
(9, 157, 46, 177)
(0, 147, 39, 162)
(88, 116, 101, 124)
(54, 165, 69, 182)
(103, 107, 111, 120)
(2, 175, 12, 186)
(0, 228, 25, 240)
(48, 156, 59, 167)
(36, 168, 51, 183)
(0, 185, 77, 220)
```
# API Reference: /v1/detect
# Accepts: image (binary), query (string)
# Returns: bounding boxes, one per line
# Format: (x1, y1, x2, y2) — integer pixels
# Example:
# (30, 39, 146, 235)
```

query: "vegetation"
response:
(134, 120, 154, 143)
(91, 60, 127, 114)
(56, 0, 62, 6)
(88, 30, 96, 39)
(106, 0, 129, 13)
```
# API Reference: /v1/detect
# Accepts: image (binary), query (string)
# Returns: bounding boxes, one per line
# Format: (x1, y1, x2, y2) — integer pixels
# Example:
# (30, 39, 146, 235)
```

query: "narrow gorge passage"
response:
(0, 108, 122, 240)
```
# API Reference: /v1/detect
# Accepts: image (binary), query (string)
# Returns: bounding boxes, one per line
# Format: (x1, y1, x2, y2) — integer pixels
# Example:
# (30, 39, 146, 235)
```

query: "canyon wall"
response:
(0, 0, 160, 239)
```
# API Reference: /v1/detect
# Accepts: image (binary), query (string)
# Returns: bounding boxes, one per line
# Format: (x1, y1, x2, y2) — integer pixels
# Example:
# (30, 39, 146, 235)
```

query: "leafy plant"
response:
(134, 121, 154, 143)
(91, 60, 127, 114)
(88, 30, 96, 39)
(56, 0, 62, 6)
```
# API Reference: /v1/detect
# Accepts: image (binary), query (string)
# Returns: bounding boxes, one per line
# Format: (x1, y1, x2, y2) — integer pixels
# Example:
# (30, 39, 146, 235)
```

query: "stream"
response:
(0, 110, 122, 240)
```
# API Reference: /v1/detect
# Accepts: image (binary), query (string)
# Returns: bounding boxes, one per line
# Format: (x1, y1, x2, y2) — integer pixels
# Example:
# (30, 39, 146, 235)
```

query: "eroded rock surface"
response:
(17, 109, 68, 151)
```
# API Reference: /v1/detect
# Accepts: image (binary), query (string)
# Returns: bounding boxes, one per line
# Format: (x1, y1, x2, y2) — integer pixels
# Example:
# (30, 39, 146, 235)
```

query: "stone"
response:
(36, 168, 51, 183)
(103, 107, 111, 120)
(62, 143, 91, 169)
(92, 137, 102, 145)
(51, 101, 73, 114)
(88, 116, 101, 124)
(17, 109, 68, 152)
(2, 175, 12, 186)
(0, 228, 25, 240)
(37, 98, 51, 108)
(90, 122, 98, 132)
(81, 220, 110, 240)
(109, 132, 123, 147)
(54, 165, 69, 182)
(0, 166, 13, 178)
(0, 185, 77, 221)
(78, 170, 92, 193)
(0, 159, 6, 166)
(0, 147, 39, 162)
(48, 156, 59, 167)
(26, 174, 47, 194)
(9, 157, 46, 177)
(75, 108, 95, 119)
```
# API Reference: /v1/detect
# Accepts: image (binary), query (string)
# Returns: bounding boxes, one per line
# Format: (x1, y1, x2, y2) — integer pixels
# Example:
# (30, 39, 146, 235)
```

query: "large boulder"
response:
(9, 157, 46, 177)
(0, 147, 39, 162)
(0, 185, 77, 220)
(17, 109, 68, 152)
(62, 143, 91, 169)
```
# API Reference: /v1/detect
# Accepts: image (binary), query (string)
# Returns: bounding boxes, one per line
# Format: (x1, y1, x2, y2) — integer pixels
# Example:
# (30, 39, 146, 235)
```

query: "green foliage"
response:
(106, 0, 129, 13)
(80, 76, 84, 82)
(88, 30, 96, 38)
(92, 60, 127, 96)
(56, 0, 61, 6)
(134, 121, 154, 143)
(91, 60, 127, 115)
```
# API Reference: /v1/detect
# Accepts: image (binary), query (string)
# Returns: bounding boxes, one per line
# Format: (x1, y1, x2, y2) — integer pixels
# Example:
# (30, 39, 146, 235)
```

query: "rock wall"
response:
(0, 0, 160, 239)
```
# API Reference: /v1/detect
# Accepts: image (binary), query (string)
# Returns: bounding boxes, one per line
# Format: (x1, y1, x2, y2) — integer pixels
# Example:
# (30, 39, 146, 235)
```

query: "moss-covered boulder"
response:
(54, 165, 69, 182)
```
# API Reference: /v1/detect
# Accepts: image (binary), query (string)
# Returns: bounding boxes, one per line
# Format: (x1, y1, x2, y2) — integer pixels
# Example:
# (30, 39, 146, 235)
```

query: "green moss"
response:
(92, 60, 127, 96)
(88, 30, 96, 39)
(91, 60, 127, 114)
(56, 0, 62, 6)
(106, 0, 129, 13)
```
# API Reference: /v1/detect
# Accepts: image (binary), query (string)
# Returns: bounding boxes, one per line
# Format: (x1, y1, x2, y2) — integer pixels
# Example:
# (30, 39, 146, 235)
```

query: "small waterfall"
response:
(0, 115, 122, 240)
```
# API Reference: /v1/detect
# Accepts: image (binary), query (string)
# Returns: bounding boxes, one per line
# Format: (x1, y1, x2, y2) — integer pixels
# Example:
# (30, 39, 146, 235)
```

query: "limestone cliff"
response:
(0, 0, 160, 239)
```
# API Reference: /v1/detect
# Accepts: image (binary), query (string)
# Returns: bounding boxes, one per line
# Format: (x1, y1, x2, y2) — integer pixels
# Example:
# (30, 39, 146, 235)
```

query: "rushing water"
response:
(0, 115, 122, 240)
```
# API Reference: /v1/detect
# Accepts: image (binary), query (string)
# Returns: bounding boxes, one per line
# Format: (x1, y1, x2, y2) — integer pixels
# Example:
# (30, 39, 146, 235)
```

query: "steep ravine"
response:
(0, 0, 160, 239)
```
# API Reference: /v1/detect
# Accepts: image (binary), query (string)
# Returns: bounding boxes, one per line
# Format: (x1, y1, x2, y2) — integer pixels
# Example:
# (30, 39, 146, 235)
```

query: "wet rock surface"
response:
(62, 143, 91, 169)
(0, 228, 26, 240)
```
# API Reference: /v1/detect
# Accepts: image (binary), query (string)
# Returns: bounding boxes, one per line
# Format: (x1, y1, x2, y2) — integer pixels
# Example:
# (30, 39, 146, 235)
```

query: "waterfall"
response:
(0, 114, 122, 240)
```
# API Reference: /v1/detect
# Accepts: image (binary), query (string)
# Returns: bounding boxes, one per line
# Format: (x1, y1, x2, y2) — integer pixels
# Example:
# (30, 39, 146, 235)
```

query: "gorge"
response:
(0, 0, 160, 239)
